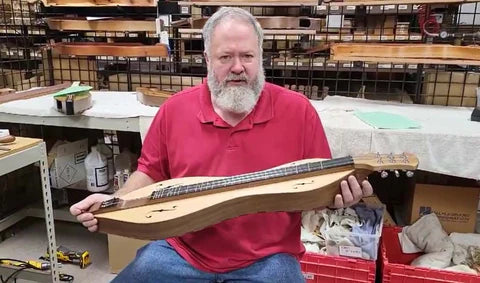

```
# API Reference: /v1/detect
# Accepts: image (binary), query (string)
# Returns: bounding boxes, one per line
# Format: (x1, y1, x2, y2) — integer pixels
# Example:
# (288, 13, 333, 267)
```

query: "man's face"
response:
(206, 19, 265, 114)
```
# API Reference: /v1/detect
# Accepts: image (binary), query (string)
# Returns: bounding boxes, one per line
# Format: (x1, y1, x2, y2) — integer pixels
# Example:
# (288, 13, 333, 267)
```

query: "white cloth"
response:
(398, 213, 479, 275)
(399, 213, 454, 269)
(0, 91, 159, 118)
(311, 96, 480, 180)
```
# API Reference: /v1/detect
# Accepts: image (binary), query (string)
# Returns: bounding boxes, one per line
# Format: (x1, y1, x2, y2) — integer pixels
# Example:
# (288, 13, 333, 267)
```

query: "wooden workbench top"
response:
(0, 137, 43, 159)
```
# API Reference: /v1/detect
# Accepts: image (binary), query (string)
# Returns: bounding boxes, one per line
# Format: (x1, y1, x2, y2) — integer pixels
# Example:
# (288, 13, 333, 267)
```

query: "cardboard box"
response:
(406, 184, 480, 233)
(49, 139, 88, 189)
(108, 234, 149, 274)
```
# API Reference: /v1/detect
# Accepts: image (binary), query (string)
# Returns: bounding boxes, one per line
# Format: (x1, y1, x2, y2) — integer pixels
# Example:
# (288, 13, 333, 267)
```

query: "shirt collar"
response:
(197, 81, 274, 127)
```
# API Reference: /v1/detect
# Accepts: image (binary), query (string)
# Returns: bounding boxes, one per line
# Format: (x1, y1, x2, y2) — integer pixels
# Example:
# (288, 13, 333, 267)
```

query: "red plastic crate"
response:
(381, 227, 480, 283)
(300, 252, 376, 283)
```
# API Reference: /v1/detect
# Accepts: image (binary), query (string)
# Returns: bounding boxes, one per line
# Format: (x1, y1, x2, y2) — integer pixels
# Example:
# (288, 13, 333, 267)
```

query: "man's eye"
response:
(220, 55, 230, 60)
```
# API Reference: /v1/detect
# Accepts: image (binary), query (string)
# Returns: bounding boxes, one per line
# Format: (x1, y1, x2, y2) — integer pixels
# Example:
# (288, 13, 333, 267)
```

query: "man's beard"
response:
(207, 65, 265, 114)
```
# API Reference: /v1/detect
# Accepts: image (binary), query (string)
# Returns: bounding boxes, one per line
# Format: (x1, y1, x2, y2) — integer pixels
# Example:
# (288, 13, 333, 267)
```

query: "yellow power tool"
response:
(45, 245, 91, 269)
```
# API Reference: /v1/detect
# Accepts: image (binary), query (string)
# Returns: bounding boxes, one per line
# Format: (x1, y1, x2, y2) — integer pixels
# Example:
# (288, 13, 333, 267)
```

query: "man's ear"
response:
(204, 51, 209, 64)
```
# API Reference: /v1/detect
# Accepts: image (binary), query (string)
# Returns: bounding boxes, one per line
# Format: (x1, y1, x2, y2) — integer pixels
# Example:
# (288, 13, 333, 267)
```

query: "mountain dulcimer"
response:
(89, 153, 418, 240)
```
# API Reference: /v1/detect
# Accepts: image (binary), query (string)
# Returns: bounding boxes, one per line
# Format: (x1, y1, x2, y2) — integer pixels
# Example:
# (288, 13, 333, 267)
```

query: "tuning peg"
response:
(394, 170, 400, 178)
(380, 171, 389, 178)
(406, 171, 415, 178)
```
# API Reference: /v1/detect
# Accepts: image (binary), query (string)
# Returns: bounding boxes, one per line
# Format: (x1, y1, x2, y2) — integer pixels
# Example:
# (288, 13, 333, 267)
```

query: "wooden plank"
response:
(329, 0, 480, 6)
(178, 0, 317, 6)
(0, 88, 15, 95)
(47, 17, 156, 32)
(39, 0, 157, 6)
(179, 28, 316, 36)
(330, 43, 480, 66)
(0, 83, 71, 104)
(190, 17, 324, 31)
(136, 87, 174, 107)
(0, 137, 42, 159)
(51, 42, 169, 58)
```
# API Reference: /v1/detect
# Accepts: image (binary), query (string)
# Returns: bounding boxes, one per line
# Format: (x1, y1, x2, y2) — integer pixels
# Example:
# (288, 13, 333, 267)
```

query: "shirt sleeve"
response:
(137, 106, 170, 181)
(303, 103, 332, 159)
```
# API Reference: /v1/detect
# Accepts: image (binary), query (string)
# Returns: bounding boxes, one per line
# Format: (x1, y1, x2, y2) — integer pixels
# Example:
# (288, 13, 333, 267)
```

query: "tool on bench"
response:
(43, 245, 91, 269)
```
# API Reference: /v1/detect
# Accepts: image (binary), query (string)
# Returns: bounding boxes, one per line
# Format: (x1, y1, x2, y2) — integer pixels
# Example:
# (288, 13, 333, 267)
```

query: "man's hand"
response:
(332, 175, 373, 208)
(70, 193, 112, 232)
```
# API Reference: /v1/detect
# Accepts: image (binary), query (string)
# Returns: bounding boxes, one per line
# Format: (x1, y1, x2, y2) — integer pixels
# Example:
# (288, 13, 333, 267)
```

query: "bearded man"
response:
(70, 7, 372, 283)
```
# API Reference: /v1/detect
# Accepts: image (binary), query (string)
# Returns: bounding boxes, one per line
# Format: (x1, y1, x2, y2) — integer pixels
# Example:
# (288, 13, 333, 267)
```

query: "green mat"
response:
(354, 111, 421, 129)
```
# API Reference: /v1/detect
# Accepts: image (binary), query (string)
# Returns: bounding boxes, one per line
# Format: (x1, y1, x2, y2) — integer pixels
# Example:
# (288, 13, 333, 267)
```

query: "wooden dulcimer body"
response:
(90, 153, 418, 240)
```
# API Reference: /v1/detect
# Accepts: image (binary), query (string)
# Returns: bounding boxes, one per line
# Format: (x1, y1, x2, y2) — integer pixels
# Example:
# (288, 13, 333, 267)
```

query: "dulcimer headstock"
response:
(352, 153, 419, 173)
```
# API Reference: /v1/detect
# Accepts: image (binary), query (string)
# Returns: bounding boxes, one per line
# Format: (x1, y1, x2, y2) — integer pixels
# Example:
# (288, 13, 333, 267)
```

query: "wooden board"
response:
(40, 0, 157, 6)
(331, 0, 480, 6)
(51, 42, 169, 58)
(190, 17, 323, 31)
(136, 87, 174, 107)
(0, 83, 71, 104)
(0, 137, 42, 159)
(330, 43, 480, 66)
(47, 17, 156, 32)
(179, 0, 317, 6)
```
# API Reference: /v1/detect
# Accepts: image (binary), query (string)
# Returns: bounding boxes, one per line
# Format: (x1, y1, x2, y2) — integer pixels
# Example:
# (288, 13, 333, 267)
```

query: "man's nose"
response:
(230, 57, 244, 74)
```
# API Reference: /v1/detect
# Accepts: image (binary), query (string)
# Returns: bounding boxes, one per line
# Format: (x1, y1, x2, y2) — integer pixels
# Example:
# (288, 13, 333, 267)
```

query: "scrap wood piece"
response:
(47, 17, 156, 32)
(330, 43, 480, 66)
(0, 88, 15, 95)
(51, 42, 169, 57)
(136, 87, 174, 107)
(190, 16, 323, 31)
(39, 0, 157, 7)
(0, 82, 71, 105)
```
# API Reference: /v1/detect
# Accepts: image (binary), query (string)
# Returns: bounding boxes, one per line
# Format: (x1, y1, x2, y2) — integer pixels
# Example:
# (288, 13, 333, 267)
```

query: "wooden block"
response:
(0, 88, 15, 95)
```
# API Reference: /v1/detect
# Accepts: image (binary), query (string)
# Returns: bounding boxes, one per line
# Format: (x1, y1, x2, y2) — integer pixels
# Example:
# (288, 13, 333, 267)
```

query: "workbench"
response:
(0, 91, 478, 180)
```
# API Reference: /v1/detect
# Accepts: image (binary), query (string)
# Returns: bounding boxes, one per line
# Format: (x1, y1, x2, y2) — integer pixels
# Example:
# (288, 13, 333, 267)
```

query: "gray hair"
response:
(202, 7, 264, 57)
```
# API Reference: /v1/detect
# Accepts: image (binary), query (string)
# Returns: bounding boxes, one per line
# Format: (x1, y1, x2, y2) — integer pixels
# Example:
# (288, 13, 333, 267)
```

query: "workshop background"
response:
(0, 0, 479, 282)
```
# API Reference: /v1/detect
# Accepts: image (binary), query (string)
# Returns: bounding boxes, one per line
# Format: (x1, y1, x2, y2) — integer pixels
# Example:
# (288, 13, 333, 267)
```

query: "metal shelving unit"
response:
(0, 137, 59, 283)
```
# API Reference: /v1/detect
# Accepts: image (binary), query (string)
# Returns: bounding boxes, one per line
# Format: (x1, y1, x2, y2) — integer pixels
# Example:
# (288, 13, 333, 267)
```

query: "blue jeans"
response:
(111, 240, 305, 283)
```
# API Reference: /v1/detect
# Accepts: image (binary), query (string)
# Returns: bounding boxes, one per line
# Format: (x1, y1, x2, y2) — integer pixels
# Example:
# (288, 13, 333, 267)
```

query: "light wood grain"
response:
(190, 17, 323, 31)
(96, 170, 353, 240)
(0, 137, 42, 159)
(330, 43, 480, 65)
(94, 154, 418, 240)
(0, 83, 71, 105)
(47, 17, 156, 32)
(136, 87, 174, 107)
(40, 0, 156, 7)
(52, 43, 169, 58)
(179, 0, 317, 6)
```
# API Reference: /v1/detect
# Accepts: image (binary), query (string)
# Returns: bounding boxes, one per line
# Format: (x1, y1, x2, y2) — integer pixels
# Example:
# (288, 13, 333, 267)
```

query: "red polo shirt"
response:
(137, 82, 331, 273)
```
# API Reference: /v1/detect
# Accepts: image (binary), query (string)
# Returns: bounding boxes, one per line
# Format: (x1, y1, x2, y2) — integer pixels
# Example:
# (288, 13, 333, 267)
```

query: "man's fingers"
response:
(82, 218, 98, 228)
(361, 180, 374, 197)
(347, 175, 363, 202)
(77, 213, 94, 223)
(88, 225, 98, 232)
(333, 194, 344, 208)
(340, 180, 354, 205)
(70, 197, 95, 216)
